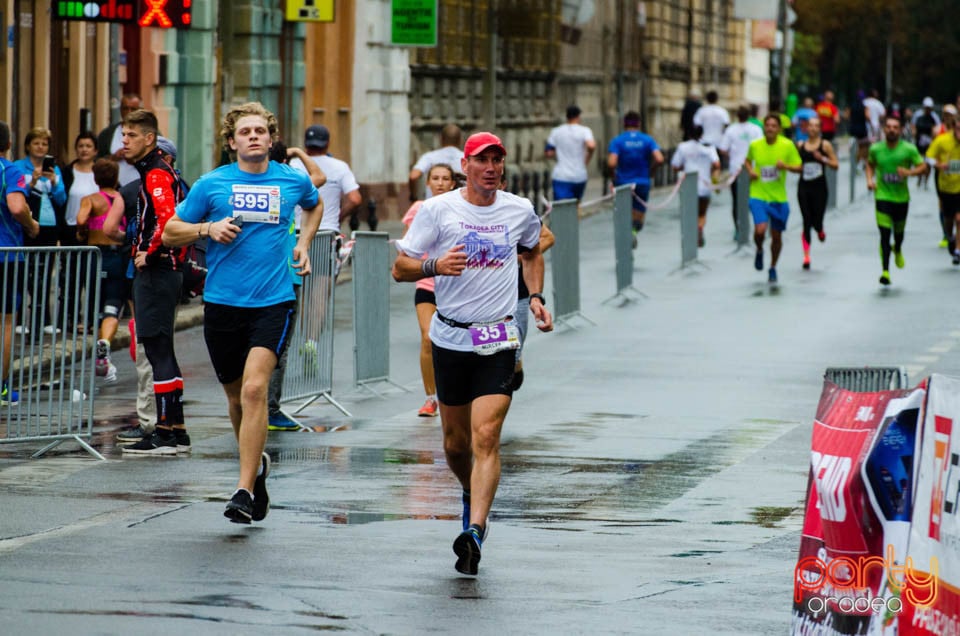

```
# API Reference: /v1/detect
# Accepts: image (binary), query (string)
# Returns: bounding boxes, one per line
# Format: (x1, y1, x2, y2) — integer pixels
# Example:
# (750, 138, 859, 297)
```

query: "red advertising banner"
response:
(792, 381, 915, 635)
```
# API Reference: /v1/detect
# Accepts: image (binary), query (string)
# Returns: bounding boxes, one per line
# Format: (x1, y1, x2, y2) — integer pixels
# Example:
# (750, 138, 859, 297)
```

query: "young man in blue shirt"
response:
(163, 102, 323, 524)
(607, 111, 664, 245)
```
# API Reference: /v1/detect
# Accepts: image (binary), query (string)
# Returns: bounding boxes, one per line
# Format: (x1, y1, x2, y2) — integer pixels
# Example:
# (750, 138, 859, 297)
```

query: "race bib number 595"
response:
(232, 184, 281, 224)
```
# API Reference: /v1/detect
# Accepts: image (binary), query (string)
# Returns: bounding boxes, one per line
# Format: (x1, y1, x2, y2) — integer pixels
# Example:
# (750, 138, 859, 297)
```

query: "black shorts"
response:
(414, 288, 436, 306)
(98, 247, 131, 315)
(203, 301, 296, 385)
(432, 344, 516, 406)
(876, 200, 909, 224)
(941, 192, 960, 216)
(133, 268, 182, 339)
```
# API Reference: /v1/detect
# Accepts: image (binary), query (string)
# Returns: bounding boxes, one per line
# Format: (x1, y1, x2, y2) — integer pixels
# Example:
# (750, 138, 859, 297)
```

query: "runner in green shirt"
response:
(866, 116, 927, 285)
(744, 114, 802, 284)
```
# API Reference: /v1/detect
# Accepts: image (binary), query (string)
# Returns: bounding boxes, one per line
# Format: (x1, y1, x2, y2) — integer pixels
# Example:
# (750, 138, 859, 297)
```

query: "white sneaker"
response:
(103, 363, 117, 384)
(14, 326, 29, 335)
(43, 325, 60, 335)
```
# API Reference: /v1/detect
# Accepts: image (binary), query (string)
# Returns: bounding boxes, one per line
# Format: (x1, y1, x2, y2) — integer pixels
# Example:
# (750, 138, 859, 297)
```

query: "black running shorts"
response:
(431, 343, 516, 406)
(203, 301, 296, 385)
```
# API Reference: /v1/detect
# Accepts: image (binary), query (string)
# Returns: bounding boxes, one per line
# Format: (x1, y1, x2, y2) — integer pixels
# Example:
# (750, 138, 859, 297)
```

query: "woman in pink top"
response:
(402, 163, 457, 417)
(76, 158, 127, 383)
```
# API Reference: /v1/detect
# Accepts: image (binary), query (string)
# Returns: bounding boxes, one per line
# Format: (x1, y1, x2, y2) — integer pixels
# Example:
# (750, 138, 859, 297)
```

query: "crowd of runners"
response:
(1, 85, 957, 577)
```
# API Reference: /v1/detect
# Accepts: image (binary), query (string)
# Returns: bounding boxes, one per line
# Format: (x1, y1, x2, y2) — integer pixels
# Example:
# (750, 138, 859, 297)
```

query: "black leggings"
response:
(141, 333, 185, 430)
(798, 184, 828, 245)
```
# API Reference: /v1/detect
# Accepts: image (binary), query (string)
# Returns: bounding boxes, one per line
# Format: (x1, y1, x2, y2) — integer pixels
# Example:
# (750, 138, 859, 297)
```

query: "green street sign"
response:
(391, 0, 437, 47)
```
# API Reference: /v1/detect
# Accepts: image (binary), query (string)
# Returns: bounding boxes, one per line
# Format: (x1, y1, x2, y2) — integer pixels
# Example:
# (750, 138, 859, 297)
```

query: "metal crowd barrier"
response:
(548, 198, 593, 327)
(678, 172, 700, 267)
(352, 231, 404, 394)
(824, 366, 909, 392)
(280, 230, 350, 415)
(0, 246, 102, 459)
(734, 170, 751, 249)
(603, 184, 643, 303)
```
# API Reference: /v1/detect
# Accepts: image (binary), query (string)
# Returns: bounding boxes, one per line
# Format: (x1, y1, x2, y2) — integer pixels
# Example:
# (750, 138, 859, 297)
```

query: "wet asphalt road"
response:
(3, 155, 960, 635)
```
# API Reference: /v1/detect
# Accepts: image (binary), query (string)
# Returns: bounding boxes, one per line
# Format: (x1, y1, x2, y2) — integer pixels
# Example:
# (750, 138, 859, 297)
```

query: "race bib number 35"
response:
(469, 320, 520, 356)
(232, 184, 281, 224)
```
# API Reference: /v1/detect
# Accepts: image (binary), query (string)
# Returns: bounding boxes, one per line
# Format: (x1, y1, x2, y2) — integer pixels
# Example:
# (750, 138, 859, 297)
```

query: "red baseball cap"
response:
(463, 132, 507, 159)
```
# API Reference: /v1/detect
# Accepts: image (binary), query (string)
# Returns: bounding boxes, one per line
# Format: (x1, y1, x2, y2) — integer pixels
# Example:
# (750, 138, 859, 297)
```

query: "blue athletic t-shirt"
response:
(0, 159, 30, 260)
(176, 162, 318, 308)
(607, 131, 660, 186)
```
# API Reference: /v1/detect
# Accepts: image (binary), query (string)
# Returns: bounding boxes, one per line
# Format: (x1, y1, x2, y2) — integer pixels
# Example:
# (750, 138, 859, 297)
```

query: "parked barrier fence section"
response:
(735, 170, 751, 249)
(826, 163, 838, 210)
(608, 185, 639, 300)
(352, 231, 403, 393)
(280, 230, 349, 416)
(824, 366, 909, 391)
(548, 198, 588, 326)
(679, 173, 699, 266)
(0, 247, 102, 459)
(849, 139, 857, 204)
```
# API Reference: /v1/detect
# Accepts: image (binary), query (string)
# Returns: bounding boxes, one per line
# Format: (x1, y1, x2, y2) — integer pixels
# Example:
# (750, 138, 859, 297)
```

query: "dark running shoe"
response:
(453, 525, 484, 576)
(116, 425, 150, 443)
(175, 430, 192, 453)
(252, 452, 270, 522)
(225, 489, 254, 524)
(121, 431, 178, 455)
(768, 267, 778, 284)
(754, 250, 763, 271)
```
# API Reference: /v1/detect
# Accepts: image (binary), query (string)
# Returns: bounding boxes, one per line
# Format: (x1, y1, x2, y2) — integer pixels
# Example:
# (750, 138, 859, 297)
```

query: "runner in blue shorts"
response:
(607, 111, 664, 247)
(744, 115, 802, 284)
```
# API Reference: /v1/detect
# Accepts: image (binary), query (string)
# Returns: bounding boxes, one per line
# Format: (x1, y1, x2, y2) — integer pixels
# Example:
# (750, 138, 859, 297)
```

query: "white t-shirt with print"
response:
(413, 146, 463, 197)
(718, 121, 763, 173)
(671, 140, 720, 197)
(290, 154, 360, 231)
(547, 123, 594, 183)
(396, 188, 542, 351)
(693, 104, 731, 147)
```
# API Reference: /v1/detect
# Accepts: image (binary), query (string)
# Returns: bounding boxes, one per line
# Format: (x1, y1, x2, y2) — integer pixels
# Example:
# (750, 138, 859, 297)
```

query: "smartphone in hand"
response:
(41, 155, 55, 172)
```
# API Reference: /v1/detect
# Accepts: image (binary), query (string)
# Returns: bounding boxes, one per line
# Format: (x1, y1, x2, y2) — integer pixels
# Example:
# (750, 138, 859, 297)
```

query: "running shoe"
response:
(631, 231, 638, 250)
(175, 430, 192, 453)
(453, 525, 483, 576)
(224, 489, 254, 524)
(116, 425, 150, 443)
(802, 253, 811, 270)
(754, 250, 763, 271)
(953, 251, 960, 266)
(940, 238, 950, 249)
(697, 229, 705, 248)
(95, 339, 111, 377)
(103, 362, 118, 384)
(818, 230, 826, 243)
(268, 411, 300, 431)
(1, 383, 19, 406)
(121, 431, 178, 455)
(252, 452, 270, 522)
(13, 325, 28, 335)
(418, 397, 438, 417)
(879, 271, 891, 286)
(895, 251, 905, 269)
(768, 267, 777, 284)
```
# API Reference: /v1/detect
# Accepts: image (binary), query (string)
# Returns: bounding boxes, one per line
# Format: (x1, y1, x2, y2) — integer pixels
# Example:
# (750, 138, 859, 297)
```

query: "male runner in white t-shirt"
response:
(545, 105, 596, 201)
(409, 123, 463, 199)
(394, 132, 553, 576)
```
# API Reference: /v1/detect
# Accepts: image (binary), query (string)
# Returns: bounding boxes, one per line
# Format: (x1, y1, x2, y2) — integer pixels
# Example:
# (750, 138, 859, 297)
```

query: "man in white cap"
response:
(393, 131, 552, 576)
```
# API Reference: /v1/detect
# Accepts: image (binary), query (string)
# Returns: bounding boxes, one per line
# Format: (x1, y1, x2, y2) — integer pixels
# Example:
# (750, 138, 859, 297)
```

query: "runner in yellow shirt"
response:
(926, 119, 960, 265)
(744, 114, 802, 284)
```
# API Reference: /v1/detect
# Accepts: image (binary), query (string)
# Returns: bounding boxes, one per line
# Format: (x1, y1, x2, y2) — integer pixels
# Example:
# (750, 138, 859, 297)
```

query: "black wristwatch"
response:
(529, 293, 546, 306)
